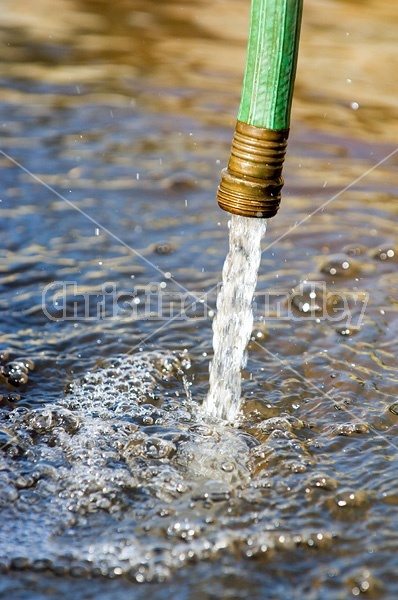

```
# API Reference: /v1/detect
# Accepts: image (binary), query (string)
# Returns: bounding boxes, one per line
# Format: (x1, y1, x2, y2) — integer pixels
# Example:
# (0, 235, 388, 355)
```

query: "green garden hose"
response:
(217, 0, 303, 218)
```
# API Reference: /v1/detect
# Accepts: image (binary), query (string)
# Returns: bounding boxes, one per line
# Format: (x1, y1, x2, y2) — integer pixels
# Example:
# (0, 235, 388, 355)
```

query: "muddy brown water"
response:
(0, 1, 397, 598)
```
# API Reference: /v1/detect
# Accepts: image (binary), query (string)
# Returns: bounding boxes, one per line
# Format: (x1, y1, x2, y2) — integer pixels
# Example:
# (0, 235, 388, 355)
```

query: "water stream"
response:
(205, 215, 266, 421)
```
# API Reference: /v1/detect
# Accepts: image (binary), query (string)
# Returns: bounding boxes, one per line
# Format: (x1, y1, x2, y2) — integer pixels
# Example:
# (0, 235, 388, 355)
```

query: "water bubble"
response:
(2, 360, 30, 387)
(335, 324, 360, 336)
(10, 557, 30, 570)
(7, 371, 29, 387)
(290, 281, 327, 314)
(16, 358, 34, 371)
(31, 559, 53, 572)
(371, 244, 397, 261)
(27, 410, 55, 433)
(0, 481, 18, 504)
(221, 461, 234, 472)
(347, 569, 384, 596)
(163, 173, 197, 190)
(142, 437, 176, 459)
(189, 424, 213, 437)
(291, 280, 352, 321)
(343, 244, 367, 256)
(286, 460, 307, 473)
(257, 417, 293, 434)
(0, 350, 10, 365)
(333, 422, 369, 436)
(319, 254, 361, 277)
(333, 489, 370, 510)
(200, 481, 232, 502)
(307, 473, 338, 491)
(250, 324, 269, 343)
(167, 518, 201, 540)
(388, 402, 398, 416)
(154, 242, 175, 255)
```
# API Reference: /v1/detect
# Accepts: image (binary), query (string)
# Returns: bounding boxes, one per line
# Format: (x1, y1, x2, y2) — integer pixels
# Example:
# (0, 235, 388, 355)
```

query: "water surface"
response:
(0, 0, 398, 598)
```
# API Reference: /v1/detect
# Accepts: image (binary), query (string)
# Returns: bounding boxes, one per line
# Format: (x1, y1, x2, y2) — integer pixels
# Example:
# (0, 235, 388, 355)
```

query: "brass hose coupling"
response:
(216, 120, 289, 218)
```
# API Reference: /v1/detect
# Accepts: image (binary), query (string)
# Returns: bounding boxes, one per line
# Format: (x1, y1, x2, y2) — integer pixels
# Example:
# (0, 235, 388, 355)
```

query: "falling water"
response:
(205, 214, 266, 421)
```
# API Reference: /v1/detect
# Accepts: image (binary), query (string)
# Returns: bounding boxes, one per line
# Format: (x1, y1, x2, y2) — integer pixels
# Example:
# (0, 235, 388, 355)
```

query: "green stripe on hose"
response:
(238, 0, 303, 130)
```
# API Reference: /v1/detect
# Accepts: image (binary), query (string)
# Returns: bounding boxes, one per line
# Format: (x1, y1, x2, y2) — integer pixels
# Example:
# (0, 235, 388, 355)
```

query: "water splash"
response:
(0, 351, 257, 581)
(205, 215, 266, 421)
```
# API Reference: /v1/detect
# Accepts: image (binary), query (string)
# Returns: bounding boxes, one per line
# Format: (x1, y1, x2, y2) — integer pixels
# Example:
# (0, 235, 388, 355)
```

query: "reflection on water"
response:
(2, 0, 398, 139)
(0, 0, 397, 598)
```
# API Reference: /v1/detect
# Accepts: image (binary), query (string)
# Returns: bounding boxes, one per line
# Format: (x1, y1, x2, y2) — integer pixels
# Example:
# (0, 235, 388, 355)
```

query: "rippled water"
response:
(1, 0, 398, 598)
(205, 216, 266, 421)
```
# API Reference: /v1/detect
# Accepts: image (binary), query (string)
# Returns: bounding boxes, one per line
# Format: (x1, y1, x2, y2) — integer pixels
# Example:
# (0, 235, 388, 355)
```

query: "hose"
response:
(217, 0, 303, 218)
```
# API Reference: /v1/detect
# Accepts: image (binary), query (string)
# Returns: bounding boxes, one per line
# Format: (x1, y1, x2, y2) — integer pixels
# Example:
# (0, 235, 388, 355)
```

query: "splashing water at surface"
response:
(205, 215, 266, 421)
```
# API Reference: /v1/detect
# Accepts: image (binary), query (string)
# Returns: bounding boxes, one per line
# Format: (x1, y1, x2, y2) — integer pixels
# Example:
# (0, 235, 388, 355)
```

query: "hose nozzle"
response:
(217, 120, 289, 219)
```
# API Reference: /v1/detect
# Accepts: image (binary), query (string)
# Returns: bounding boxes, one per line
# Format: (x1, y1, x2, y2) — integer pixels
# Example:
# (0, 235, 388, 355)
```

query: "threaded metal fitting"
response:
(216, 121, 289, 218)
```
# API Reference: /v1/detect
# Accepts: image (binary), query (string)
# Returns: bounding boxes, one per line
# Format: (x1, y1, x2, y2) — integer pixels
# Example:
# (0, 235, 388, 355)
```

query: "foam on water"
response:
(0, 350, 339, 583)
(0, 351, 257, 580)
(205, 215, 266, 421)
